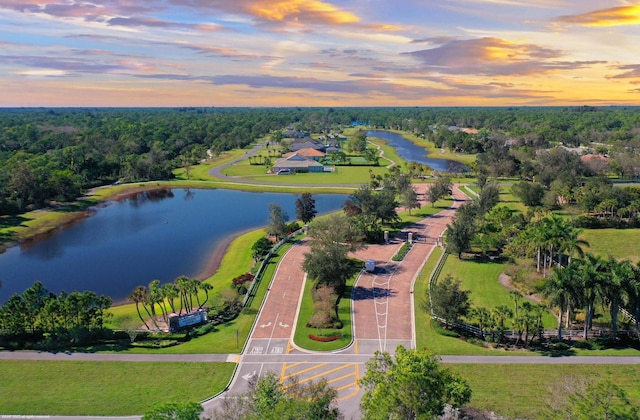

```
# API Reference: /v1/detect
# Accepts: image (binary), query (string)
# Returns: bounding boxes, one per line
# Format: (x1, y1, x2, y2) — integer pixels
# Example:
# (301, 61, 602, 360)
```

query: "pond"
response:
(367, 130, 468, 172)
(0, 189, 346, 304)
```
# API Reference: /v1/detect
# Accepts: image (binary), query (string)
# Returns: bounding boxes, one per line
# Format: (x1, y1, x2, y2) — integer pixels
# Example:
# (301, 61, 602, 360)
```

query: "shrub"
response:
(192, 323, 215, 337)
(431, 318, 460, 338)
(131, 339, 179, 348)
(285, 221, 300, 234)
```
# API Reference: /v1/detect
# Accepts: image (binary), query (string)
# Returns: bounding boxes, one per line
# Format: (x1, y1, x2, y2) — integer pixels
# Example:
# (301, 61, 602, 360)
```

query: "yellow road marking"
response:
(337, 385, 361, 401)
(289, 364, 354, 385)
(335, 381, 358, 392)
(281, 362, 328, 381)
(327, 370, 358, 385)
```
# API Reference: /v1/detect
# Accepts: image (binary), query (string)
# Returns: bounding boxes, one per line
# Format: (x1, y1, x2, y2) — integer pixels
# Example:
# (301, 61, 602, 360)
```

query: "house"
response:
(273, 152, 325, 174)
(282, 148, 325, 161)
(289, 137, 326, 152)
(324, 137, 341, 154)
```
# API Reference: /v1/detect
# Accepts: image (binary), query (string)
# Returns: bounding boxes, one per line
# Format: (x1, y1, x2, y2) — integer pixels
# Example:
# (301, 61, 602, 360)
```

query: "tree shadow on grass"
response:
(465, 254, 510, 264)
(537, 341, 577, 357)
(0, 214, 29, 229)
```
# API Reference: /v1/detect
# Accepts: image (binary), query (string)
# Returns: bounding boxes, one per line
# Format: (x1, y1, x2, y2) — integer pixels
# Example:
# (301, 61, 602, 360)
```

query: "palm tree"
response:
(148, 280, 165, 325)
(128, 285, 150, 330)
(509, 290, 523, 320)
(162, 283, 179, 314)
(491, 305, 513, 344)
(175, 276, 191, 314)
(541, 265, 579, 340)
(520, 301, 538, 348)
(199, 282, 214, 310)
(189, 278, 202, 310)
(470, 307, 491, 339)
(577, 253, 605, 338)
(560, 227, 589, 267)
(603, 258, 634, 339)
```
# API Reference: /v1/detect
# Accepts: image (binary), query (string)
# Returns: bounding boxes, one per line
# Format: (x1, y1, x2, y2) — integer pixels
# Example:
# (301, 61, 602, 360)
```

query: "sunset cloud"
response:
(555, 4, 640, 27)
(0, 0, 639, 106)
(405, 37, 603, 76)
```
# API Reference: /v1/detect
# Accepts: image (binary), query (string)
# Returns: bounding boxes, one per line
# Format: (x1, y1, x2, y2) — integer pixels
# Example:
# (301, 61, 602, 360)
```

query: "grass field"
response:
(0, 360, 236, 416)
(439, 255, 558, 329)
(581, 228, 640, 263)
(449, 364, 640, 419)
(414, 248, 530, 355)
(237, 165, 388, 185)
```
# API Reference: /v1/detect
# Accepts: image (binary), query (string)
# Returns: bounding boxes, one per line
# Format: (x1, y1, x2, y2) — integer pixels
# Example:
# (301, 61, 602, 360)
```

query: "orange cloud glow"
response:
(247, 0, 360, 25)
(556, 4, 640, 27)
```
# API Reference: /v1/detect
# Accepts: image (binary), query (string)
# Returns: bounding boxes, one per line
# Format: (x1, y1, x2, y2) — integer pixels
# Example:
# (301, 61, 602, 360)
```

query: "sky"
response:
(1, 0, 639, 107)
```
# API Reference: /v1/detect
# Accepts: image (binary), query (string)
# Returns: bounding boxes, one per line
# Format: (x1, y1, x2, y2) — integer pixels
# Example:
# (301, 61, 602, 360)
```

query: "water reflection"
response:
(367, 130, 468, 173)
(0, 189, 346, 304)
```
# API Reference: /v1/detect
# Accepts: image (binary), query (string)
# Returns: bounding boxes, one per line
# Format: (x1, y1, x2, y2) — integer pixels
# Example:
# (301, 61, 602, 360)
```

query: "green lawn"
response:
(500, 187, 527, 213)
(0, 360, 236, 416)
(581, 228, 640, 263)
(414, 248, 524, 355)
(449, 364, 640, 419)
(439, 255, 556, 328)
(238, 165, 388, 185)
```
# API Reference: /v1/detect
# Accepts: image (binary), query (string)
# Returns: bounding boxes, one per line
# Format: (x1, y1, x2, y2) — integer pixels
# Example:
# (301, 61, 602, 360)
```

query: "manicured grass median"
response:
(0, 361, 235, 416)
(293, 263, 360, 351)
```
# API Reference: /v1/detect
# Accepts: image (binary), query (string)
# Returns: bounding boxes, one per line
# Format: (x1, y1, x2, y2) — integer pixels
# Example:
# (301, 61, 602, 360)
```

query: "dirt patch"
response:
(498, 273, 542, 304)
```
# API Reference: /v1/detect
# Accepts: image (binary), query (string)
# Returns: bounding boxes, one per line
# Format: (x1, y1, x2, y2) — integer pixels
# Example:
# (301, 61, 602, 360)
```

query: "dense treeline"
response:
(0, 107, 302, 214)
(2, 106, 640, 216)
(0, 281, 112, 349)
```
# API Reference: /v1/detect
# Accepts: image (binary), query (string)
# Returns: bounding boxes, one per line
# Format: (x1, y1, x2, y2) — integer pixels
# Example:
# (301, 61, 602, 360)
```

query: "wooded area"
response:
(2, 106, 640, 215)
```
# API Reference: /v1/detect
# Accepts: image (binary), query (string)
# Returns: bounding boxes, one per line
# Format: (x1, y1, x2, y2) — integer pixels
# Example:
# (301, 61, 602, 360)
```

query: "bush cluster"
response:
(431, 319, 460, 338)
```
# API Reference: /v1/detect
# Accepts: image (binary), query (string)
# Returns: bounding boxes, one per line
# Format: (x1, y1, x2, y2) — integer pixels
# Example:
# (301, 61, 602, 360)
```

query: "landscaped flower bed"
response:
(308, 334, 341, 342)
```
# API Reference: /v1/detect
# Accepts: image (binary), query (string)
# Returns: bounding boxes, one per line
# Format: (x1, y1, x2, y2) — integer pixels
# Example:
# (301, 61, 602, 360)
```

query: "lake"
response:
(0, 189, 346, 304)
(367, 130, 468, 172)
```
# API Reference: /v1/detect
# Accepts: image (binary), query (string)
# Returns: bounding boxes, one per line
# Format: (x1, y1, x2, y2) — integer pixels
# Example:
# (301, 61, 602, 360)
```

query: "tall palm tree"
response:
(628, 263, 640, 340)
(560, 226, 589, 267)
(175, 276, 191, 314)
(199, 282, 214, 310)
(509, 290, 523, 320)
(162, 283, 178, 314)
(189, 278, 202, 310)
(577, 253, 605, 338)
(603, 258, 634, 339)
(541, 265, 579, 340)
(491, 305, 513, 344)
(148, 280, 166, 325)
(128, 285, 150, 330)
(470, 307, 491, 339)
